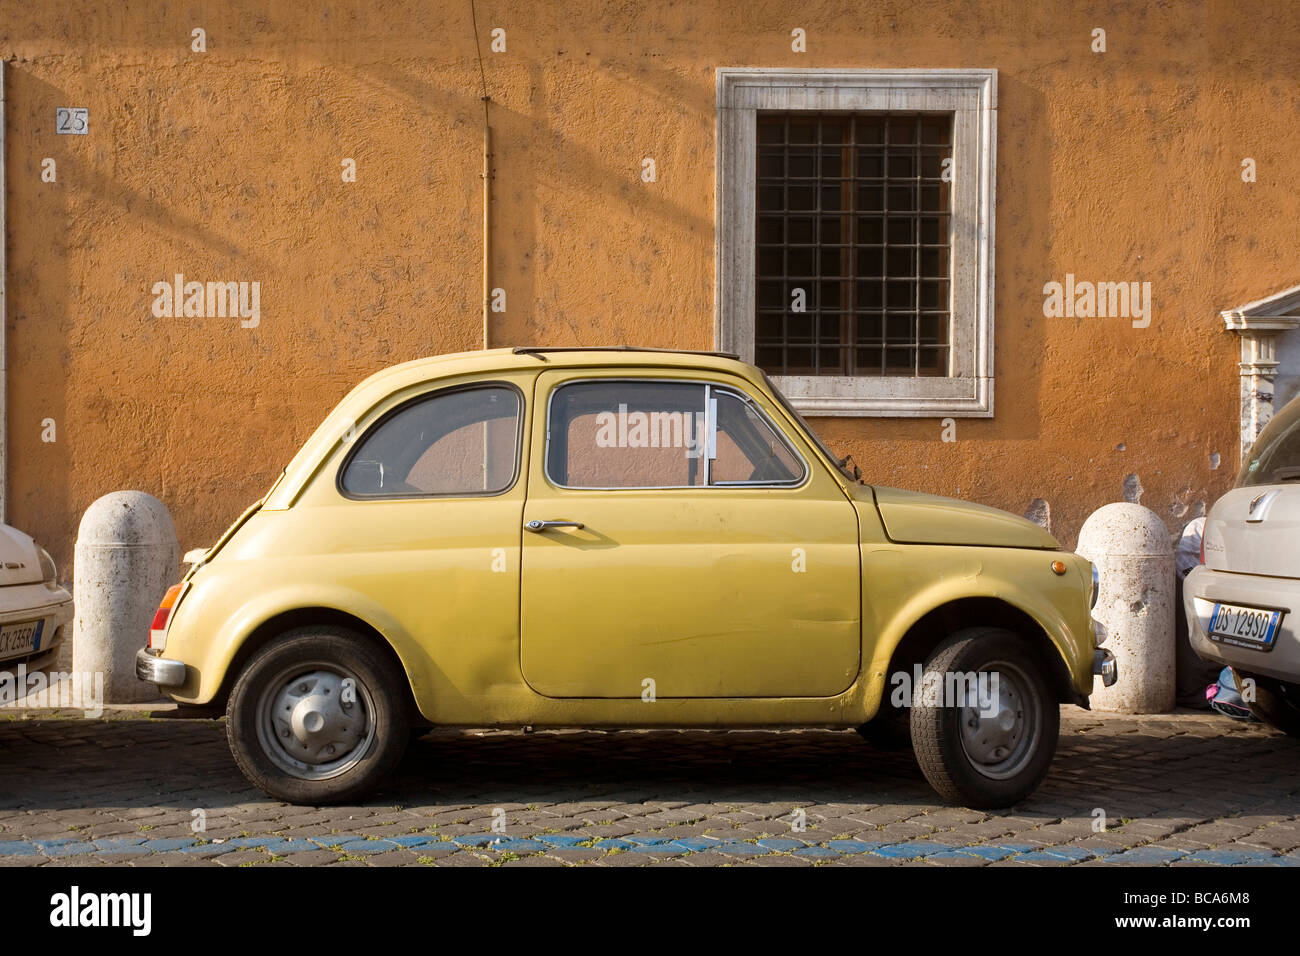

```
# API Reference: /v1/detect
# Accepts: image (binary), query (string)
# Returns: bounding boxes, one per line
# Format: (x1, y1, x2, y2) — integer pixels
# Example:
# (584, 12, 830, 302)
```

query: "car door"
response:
(323, 377, 530, 672)
(519, 368, 861, 699)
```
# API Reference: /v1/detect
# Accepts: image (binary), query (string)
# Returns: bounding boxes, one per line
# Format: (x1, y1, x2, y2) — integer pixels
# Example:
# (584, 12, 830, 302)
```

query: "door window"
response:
(545, 379, 805, 489)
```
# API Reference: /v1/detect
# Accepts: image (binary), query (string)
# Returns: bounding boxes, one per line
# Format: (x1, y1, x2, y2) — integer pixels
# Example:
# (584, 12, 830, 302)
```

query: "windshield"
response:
(1239, 395, 1300, 486)
(760, 372, 862, 484)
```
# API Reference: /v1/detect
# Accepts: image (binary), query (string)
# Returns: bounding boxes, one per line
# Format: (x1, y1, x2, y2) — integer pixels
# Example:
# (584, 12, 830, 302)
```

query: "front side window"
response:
(340, 384, 521, 497)
(546, 379, 804, 489)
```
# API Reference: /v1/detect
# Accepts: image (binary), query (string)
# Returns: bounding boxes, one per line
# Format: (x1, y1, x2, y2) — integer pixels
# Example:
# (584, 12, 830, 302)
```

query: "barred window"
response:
(716, 69, 996, 418)
(754, 113, 953, 378)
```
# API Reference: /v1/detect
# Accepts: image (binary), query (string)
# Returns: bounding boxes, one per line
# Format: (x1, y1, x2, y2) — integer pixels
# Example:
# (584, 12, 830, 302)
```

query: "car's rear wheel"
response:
(1238, 671, 1300, 738)
(910, 627, 1059, 809)
(227, 627, 410, 804)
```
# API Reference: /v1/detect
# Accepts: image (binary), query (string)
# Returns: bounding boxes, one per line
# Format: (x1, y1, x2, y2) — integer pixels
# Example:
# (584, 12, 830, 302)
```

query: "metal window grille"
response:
(754, 112, 954, 377)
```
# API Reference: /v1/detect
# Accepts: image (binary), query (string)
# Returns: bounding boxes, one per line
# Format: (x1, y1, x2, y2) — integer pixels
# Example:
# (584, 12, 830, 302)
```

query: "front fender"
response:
(858, 545, 1094, 718)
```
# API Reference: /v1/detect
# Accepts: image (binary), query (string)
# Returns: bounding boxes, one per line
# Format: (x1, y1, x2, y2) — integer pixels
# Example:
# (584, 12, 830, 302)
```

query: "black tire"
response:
(226, 627, 411, 804)
(1238, 671, 1300, 737)
(910, 627, 1059, 809)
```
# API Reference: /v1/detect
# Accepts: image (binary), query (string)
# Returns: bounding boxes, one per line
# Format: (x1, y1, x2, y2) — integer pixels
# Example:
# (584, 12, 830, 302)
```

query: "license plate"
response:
(1208, 602, 1284, 651)
(0, 619, 45, 661)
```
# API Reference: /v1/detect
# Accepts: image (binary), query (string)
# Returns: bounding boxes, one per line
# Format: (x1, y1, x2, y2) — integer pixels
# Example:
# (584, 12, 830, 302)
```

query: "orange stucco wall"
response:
(2, 0, 1296, 578)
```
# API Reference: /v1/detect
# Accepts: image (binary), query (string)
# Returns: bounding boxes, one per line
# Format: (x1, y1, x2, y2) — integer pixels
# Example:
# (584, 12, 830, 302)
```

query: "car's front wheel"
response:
(226, 627, 411, 804)
(910, 627, 1059, 809)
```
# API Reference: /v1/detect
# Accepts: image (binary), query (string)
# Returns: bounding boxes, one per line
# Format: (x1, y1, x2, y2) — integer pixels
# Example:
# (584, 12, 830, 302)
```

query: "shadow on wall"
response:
(351, 52, 715, 350)
(5, 62, 274, 607)
(6, 67, 72, 665)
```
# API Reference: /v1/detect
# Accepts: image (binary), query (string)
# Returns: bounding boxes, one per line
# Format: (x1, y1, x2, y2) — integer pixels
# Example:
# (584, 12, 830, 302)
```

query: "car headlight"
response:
(1089, 563, 1100, 609)
(37, 547, 57, 583)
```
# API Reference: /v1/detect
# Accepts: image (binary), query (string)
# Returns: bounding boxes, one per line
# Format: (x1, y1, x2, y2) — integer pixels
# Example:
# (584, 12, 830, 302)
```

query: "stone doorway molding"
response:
(1222, 282, 1300, 463)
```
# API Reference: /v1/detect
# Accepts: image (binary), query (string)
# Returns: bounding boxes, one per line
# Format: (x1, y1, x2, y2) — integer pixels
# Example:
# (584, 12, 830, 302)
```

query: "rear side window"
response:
(1240, 397, 1300, 487)
(546, 379, 805, 489)
(341, 385, 521, 497)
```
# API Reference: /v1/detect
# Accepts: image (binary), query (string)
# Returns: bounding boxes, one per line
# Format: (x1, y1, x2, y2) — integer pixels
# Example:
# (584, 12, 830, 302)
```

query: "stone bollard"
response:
(1076, 503, 1175, 713)
(73, 492, 179, 703)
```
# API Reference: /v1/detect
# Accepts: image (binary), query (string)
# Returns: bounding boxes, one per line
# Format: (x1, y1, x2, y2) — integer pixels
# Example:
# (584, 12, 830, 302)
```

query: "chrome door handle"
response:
(525, 519, 585, 533)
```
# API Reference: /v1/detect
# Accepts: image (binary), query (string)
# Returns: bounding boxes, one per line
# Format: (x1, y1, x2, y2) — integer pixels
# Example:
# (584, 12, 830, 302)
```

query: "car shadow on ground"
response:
(1, 714, 1295, 828)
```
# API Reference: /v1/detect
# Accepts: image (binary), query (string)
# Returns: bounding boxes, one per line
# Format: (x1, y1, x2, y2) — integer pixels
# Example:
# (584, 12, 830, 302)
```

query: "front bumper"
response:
(1093, 647, 1118, 686)
(136, 647, 187, 687)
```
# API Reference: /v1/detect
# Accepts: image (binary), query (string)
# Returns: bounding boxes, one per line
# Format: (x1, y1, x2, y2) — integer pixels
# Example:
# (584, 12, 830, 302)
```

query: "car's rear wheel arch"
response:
(882, 597, 1076, 707)
(216, 607, 421, 720)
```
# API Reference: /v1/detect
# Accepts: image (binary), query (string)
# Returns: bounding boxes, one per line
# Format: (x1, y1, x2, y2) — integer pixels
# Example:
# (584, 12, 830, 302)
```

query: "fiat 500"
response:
(138, 347, 1113, 808)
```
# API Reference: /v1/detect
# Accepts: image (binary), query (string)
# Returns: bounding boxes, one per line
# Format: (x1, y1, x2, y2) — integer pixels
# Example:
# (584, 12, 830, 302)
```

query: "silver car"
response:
(1186, 395, 1300, 734)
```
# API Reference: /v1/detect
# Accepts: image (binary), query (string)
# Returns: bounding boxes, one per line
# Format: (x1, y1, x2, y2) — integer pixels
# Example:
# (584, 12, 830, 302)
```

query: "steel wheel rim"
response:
(255, 661, 377, 781)
(956, 660, 1041, 781)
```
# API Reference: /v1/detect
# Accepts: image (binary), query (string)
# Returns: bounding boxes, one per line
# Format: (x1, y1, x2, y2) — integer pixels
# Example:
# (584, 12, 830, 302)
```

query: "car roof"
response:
(354, 346, 752, 386)
(337, 347, 767, 414)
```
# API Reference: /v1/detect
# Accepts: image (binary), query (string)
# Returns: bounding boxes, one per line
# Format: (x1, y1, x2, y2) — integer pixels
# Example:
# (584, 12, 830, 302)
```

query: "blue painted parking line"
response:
(715, 841, 769, 856)
(177, 842, 237, 854)
(1184, 849, 1272, 866)
(534, 834, 591, 848)
(625, 841, 688, 853)
(387, 835, 440, 848)
(672, 837, 722, 852)
(1031, 845, 1098, 862)
(337, 839, 398, 854)
(1108, 847, 1188, 864)
(0, 833, 1291, 864)
(791, 845, 841, 858)
(0, 841, 40, 856)
(757, 838, 806, 852)
(828, 840, 883, 854)
(931, 843, 1034, 861)
(42, 842, 98, 857)
(873, 842, 945, 859)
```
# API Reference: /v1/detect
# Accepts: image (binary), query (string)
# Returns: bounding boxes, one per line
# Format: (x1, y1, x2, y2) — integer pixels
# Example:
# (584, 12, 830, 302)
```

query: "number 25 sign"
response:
(56, 108, 88, 135)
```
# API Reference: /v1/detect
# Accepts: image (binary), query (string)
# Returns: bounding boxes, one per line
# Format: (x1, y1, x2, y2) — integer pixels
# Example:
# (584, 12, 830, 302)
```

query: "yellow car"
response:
(137, 347, 1114, 808)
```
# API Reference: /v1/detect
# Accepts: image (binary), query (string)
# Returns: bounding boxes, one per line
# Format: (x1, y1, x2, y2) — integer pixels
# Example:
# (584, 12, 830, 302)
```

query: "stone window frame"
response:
(715, 67, 997, 417)
(1222, 283, 1300, 462)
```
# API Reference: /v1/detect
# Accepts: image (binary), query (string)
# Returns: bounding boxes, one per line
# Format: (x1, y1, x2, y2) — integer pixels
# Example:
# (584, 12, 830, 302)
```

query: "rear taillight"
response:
(149, 584, 184, 649)
(1200, 532, 1206, 565)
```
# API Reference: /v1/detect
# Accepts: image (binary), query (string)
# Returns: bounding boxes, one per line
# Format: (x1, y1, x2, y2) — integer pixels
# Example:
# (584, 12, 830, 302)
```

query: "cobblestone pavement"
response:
(0, 708, 1297, 867)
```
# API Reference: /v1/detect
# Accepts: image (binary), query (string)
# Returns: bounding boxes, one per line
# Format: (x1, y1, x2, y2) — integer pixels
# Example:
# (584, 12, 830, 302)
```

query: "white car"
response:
(0, 525, 74, 681)
(1186, 393, 1300, 733)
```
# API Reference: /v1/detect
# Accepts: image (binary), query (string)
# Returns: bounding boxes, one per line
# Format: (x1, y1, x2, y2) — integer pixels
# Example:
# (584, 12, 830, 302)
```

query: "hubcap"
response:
(257, 666, 376, 780)
(957, 662, 1041, 780)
